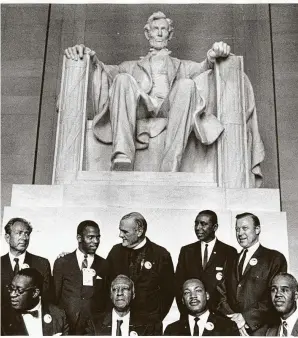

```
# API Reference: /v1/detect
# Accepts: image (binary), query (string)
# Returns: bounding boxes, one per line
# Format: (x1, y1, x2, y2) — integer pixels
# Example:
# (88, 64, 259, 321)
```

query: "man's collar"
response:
(9, 251, 26, 260)
(281, 304, 298, 324)
(133, 237, 147, 250)
(112, 308, 130, 320)
(202, 237, 217, 246)
(246, 240, 260, 253)
(28, 298, 42, 312)
(76, 248, 94, 258)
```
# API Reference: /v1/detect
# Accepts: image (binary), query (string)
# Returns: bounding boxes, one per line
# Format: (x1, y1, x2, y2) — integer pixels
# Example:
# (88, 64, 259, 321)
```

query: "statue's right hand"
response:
(56, 251, 70, 259)
(64, 44, 95, 60)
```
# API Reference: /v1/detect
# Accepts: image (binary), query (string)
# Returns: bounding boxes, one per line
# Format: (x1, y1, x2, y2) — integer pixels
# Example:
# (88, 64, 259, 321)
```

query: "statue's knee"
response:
(113, 73, 134, 86)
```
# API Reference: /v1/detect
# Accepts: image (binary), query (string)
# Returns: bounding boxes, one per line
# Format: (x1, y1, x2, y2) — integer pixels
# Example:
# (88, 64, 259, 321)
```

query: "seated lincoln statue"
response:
(65, 11, 264, 184)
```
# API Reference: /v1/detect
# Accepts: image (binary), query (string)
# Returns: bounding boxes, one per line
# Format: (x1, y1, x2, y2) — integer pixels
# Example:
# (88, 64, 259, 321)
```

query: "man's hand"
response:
(64, 44, 96, 60)
(227, 313, 249, 336)
(207, 41, 231, 63)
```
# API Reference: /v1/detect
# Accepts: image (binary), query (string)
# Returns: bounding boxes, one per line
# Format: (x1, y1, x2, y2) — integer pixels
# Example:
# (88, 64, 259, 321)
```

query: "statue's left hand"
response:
(207, 41, 231, 63)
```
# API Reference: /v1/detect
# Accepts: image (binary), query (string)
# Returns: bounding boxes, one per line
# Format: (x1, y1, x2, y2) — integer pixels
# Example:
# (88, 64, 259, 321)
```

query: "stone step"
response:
(10, 184, 281, 211)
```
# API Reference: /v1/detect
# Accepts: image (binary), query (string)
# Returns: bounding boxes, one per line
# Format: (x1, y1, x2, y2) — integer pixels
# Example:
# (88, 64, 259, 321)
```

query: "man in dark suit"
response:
(164, 278, 237, 336)
(1, 218, 52, 307)
(53, 220, 109, 335)
(217, 212, 287, 336)
(1, 268, 69, 336)
(86, 274, 161, 335)
(267, 272, 298, 336)
(175, 210, 237, 313)
(106, 212, 175, 326)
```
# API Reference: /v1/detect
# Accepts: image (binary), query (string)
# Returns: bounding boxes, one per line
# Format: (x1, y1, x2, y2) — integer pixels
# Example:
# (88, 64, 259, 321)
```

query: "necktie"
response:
(23, 310, 39, 318)
(282, 321, 288, 336)
(14, 258, 20, 276)
(116, 319, 123, 336)
(81, 254, 88, 270)
(203, 244, 208, 270)
(238, 249, 248, 278)
(193, 317, 200, 336)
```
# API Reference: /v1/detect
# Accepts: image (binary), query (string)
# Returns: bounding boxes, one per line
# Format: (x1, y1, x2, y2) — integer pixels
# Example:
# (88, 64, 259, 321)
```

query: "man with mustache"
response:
(175, 210, 237, 313)
(86, 274, 161, 335)
(164, 278, 237, 335)
(106, 212, 174, 329)
(1, 268, 69, 336)
(65, 11, 230, 171)
(217, 212, 287, 336)
(1, 218, 51, 308)
(267, 272, 298, 336)
(53, 220, 109, 335)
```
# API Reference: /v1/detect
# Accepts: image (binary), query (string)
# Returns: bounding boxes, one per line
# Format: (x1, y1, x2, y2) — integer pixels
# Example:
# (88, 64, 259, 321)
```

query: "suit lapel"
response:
(8, 309, 29, 335)
(42, 302, 53, 336)
(291, 318, 298, 336)
(205, 240, 219, 270)
(178, 317, 191, 335)
(100, 312, 112, 335)
(2, 253, 14, 280)
(202, 313, 216, 336)
(24, 251, 32, 268)
(240, 245, 263, 281)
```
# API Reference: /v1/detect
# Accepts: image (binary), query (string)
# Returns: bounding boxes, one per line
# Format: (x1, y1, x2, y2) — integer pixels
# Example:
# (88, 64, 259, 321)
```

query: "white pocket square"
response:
(96, 275, 102, 279)
(216, 267, 223, 271)
(52, 333, 62, 336)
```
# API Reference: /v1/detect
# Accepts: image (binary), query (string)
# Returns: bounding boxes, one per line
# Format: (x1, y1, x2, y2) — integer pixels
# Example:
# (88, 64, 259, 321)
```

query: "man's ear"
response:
(255, 225, 261, 235)
(32, 288, 40, 299)
(206, 292, 210, 301)
(294, 290, 298, 301)
(213, 223, 218, 232)
(144, 29, 150, 41)
(5, 233, 10, 245)
(77, 234, 82, 243)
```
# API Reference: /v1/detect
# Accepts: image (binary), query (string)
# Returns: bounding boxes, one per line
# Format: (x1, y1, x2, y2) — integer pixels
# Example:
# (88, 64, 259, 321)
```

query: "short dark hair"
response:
(17, 268, 44, 292)
(272, 272, 298, 291)
(197, 210, 218, 225)
(121, 212, 147, 234)
(236, 212, 260, 228)
(77, 220, 99, 236)
(4, 218, 33, 235)
(111, 274, 135, 293)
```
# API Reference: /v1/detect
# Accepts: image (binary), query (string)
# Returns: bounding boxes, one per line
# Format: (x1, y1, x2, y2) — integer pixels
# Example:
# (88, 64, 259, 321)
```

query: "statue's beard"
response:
(149, 38, 168, 50)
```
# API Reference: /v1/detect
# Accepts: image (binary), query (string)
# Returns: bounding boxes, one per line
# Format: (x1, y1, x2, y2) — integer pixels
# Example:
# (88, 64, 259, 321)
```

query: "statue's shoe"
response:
(111, 154, 133, 171)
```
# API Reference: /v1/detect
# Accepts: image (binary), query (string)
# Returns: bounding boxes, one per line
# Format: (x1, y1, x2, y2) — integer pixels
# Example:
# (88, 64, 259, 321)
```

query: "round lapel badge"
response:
(205, 322, 214, 331)
(21, 263, 30, 269)
(249, 258, 258, 266)
(44, 314, 52, 324)
(216, 272, 223, 281)
(144, 261, 152, 269)
(130, 331, 138, 336)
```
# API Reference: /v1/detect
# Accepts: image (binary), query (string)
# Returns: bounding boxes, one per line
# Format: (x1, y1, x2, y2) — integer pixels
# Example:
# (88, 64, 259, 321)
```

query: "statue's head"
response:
(144, 11, 174, 50)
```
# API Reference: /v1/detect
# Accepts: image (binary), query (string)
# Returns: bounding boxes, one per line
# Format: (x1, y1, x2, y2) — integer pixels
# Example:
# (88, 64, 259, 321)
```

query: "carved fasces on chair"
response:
(215, 56, 249, 188)
(52, 53, 90, 184)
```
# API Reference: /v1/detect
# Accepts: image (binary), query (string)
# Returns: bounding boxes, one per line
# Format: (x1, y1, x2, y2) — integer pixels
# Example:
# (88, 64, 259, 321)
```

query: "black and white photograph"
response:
(1, 2, 298, 336)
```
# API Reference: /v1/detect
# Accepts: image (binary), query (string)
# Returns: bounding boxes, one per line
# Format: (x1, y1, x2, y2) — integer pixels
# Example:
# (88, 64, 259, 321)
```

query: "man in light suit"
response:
(53, 220, 109, 335)
(164, 278, 237, 336)
(217, 212, 287, 336)
(65, 11, 231, 172)
(86, 274, 162, 335)
(267, 272, 298, 336)
(1, 268, 69, 336)
(1, 218, 52, 307)
(175, 210, 237, 313)
(105, 212, 174, 328)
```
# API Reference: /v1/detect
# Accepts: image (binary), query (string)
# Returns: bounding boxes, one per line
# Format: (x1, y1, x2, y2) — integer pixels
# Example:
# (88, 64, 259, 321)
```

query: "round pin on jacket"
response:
(249, 258, 258, 266)
(144, 261, 152, 269)
(216, 272, 223, 281)
(130, 331, 138, 336)
(205, 322, 214, 331)
(44, 314, 52, 323)
(21, 263, 30, 269)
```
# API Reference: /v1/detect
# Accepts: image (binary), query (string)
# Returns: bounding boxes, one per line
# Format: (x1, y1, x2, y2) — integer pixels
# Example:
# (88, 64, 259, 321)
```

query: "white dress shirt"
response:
(111, 308, 130, 336)
(9, 251, 26, 270)
(201, 238, 217, 266)
(76, 249, 94, 269)
(188, 310, 210, 336)
(133, 238, 147, 250)
(279, 306, 298, 336)
(238, 241, 260, 274)
(22, 298, 43, 336)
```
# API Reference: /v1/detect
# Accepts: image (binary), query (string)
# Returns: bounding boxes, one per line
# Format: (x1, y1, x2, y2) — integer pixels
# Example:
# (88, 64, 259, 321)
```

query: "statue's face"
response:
(147, 18, 171, 50)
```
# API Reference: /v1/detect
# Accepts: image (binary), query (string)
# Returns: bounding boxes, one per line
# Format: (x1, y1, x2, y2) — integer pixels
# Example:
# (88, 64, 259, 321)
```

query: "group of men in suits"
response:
(1, 210, 296, 336)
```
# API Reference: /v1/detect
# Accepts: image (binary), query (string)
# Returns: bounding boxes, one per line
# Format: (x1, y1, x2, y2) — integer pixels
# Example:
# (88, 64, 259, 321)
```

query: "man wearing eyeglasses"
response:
(1, 268, 69, 336)
(1, 218, 52, 308)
